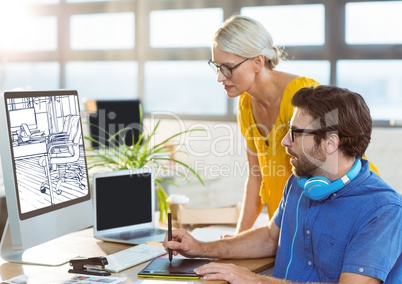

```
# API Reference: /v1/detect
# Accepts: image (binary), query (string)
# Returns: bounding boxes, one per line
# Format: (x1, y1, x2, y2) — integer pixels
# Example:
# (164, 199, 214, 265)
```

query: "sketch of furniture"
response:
(7, 95, 88, 210)
(18, 123, 46, 143)
(48, 114, 74, 143)
(13, 140, 57, 206)
(39, 115, 86, 195)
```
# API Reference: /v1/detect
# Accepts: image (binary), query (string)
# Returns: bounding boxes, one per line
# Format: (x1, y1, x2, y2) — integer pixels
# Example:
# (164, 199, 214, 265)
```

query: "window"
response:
(0, 16, 57, 51)
(241, 5, 325, 46)
(276, 60, 330, 85)
(0, 1, 401, 125)
(233, 60, 330, 114)
(70, 13, 135, 50)
(65, 61, 138, 100)
(1, 63, 59, 90)
(144, 61, 226, 115)
(67, 0, 106, 2)
(20, 0, 59, 3)
(337, 60, 402, 120)
(346, 1, 402, 44)
(150, 8, 223, 48)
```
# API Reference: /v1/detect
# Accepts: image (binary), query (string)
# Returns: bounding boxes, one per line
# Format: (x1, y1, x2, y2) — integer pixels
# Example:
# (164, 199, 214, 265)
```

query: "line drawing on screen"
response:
(6, 95, 88, 215)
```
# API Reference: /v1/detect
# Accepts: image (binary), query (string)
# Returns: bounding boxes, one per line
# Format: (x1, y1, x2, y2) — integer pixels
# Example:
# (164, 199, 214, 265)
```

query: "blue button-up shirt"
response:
(273, 159, 402, 283)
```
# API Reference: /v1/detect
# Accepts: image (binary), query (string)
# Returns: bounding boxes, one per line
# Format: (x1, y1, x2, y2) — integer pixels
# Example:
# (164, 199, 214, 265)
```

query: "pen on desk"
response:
(168, 212, 173, 262)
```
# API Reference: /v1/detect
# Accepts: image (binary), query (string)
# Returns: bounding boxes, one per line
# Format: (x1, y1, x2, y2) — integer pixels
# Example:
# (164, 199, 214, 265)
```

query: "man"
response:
(164, 85, 402, 283)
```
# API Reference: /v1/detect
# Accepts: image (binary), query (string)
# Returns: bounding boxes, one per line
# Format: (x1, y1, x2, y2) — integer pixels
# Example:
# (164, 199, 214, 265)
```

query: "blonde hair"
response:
(213, 15, 285, 69)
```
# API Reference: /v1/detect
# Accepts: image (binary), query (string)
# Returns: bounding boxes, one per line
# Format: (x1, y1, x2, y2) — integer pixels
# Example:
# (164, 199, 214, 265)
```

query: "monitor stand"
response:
(0, 219, 80, 266)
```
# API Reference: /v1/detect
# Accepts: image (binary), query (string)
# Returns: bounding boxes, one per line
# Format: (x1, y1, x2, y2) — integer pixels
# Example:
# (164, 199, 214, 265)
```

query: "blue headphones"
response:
(297, 158, 362, 201)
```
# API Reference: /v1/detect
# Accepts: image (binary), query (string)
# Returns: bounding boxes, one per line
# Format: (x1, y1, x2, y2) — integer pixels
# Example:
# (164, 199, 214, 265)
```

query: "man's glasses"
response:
(208, 58, 249, 79)
(289, 124, 322, 143)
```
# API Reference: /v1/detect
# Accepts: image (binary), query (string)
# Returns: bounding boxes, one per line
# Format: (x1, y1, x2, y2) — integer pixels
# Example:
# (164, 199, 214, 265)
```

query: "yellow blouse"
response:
(238, 77, 320, 218)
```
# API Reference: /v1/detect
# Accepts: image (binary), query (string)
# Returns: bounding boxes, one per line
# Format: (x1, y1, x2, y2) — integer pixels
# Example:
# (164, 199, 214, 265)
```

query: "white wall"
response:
(366, 127, 402, 192)
(143, 118, 247, 208)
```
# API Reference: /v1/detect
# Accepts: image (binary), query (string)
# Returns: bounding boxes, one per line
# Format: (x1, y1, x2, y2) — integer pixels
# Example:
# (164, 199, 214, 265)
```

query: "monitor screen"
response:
(0, 90, 92, 265)
(95, 171, 153, 231)
(87, 100, 143, 148)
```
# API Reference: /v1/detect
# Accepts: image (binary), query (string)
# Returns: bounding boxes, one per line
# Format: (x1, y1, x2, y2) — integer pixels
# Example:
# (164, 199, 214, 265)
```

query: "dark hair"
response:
(291, 85, 372, 158)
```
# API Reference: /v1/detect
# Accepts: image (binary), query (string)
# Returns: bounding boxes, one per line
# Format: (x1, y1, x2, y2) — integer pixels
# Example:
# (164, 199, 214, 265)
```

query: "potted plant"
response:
(84, 115, 204, 222)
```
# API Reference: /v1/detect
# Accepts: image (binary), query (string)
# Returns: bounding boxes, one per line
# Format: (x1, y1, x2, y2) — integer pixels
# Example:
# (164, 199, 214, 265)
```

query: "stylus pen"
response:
(168, 212, 173, 262)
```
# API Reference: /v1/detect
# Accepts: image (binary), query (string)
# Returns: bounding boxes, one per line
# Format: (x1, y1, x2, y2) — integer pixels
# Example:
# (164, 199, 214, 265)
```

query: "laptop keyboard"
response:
(107, 228, 167, 240)
(105, 243, 167, 273)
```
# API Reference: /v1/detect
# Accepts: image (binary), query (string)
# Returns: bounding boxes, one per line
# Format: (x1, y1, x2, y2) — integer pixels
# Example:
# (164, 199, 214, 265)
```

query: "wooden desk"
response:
(12, 140, 48, 159)
(0, 228, 275, 283)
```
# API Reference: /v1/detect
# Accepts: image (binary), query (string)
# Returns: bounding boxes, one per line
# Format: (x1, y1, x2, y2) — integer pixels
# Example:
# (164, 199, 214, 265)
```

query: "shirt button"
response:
(332, 193, 337, 197)
(308, 261, 312, 266)
(359, 268, 364, 273)
(306, 230, 311, 235)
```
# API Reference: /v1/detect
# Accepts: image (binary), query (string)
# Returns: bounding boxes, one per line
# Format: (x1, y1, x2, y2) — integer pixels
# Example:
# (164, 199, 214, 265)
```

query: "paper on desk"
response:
(136, 280, 195, 284)
(190, 225, 236, 242)
(189, 213, 268, 242)
(2, 273, 126, 284)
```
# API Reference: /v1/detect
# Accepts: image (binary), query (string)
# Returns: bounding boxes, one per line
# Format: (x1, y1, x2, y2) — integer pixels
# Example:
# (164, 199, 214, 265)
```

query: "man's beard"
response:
(292, 144, 326, 177)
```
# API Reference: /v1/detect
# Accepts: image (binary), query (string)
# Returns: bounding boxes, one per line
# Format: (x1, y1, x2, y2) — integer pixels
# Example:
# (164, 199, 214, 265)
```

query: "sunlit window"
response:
(241, 5, 325, 46)
(67, 0, 106, 2)
(232, 60, 330, 115)
(337, 60, 402, 120)
(0, 62, 59, 91)
(276, 60, 330, 85)
(150, 8, 223, 47)
(65, 61, 138, 100)
(144, 61, 226, 115)
(346, 1, 402, 44)
(1, 1, 401, 123)
(70, 13, 135, 50)
(21, 0, 59, 3)
(0, 15, 57, 51)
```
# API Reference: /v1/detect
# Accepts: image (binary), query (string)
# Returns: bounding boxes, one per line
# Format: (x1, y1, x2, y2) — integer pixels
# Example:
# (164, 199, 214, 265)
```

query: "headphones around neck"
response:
(297, 158, 362, 201)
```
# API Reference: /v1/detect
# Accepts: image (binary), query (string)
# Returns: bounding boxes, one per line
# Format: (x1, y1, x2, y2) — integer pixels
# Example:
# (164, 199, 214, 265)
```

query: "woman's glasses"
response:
(208, 58, 249, 79)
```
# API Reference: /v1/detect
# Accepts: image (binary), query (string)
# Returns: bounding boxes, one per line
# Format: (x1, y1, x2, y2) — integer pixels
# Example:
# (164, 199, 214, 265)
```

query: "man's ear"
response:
(324, 133, 340, 154)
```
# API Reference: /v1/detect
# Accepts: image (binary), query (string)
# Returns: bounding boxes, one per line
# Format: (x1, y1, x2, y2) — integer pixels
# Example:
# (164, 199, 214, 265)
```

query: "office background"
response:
(0, 0, 401, 208)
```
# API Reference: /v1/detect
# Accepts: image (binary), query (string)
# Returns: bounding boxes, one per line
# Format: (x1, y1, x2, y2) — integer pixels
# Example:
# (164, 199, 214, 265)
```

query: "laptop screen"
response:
(95, 169, 153, 231)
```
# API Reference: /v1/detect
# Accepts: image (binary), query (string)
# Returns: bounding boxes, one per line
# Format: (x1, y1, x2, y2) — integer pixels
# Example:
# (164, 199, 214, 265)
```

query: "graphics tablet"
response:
(138, 258, 211, 280)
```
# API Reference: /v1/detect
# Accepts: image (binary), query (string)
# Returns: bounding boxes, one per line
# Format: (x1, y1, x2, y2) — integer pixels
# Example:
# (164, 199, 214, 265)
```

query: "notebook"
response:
(93, 168, 167, 244)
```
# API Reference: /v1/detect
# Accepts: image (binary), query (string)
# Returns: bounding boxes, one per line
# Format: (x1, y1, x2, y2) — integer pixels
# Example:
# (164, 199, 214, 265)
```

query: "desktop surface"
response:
(0, 227, 275, 283)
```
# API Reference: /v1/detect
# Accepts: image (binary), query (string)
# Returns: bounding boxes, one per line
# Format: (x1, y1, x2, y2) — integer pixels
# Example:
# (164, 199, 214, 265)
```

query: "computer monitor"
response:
(8, 107, 37, 133)
(87, 99, 143, 148)
(0, 90, 92, 266)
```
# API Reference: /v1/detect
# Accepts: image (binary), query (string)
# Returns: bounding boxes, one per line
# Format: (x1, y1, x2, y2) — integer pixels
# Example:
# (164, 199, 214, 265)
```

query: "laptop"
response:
(93, 168, 167, 244)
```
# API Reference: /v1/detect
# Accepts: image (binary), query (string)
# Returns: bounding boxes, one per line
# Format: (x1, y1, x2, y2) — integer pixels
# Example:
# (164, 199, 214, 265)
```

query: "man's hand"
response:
(194, 262, 266, 284)
(163, 228, 203, 258)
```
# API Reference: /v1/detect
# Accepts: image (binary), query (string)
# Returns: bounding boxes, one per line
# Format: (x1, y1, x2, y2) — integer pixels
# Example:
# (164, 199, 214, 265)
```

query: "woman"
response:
(208, 14, 318, 233)
(209, 15, 378, 234)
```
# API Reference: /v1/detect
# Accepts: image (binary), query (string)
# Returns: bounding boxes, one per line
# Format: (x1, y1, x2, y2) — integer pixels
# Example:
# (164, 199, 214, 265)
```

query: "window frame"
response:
(2, 0, 402, 126)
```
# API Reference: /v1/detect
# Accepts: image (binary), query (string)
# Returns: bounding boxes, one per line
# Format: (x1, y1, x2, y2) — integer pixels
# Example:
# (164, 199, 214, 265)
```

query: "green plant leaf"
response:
(85, 118, 205, 222)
